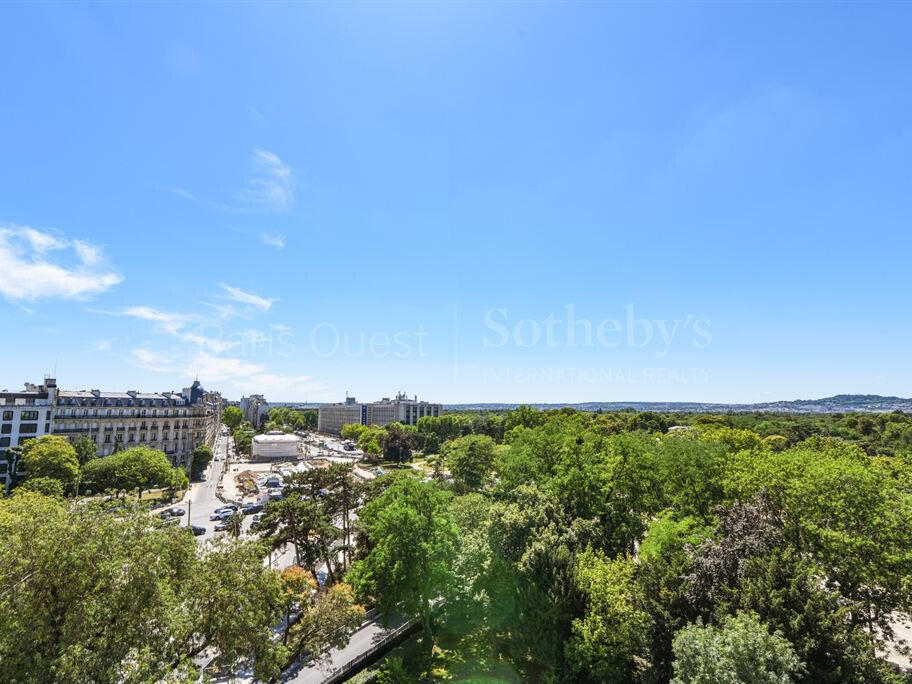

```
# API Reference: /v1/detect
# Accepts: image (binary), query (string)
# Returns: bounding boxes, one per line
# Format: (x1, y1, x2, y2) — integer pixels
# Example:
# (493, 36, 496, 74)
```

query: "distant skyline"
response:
(2, 2, 911, 403)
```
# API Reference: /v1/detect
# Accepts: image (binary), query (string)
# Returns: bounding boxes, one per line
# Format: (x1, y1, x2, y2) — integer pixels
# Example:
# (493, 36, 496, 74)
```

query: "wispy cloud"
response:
(123, 306, 190, 336)
(219, 284, 276, 312)
(0, 223, 123, 302)
(246, 105, 267, 123)
(241, 149, 295, 211)
(130, 348, 176, 374)
(186, 352, 265, 382)
(169, 148, 295, 214)
(259, 231, 286, 249)
(93, 339, 115, 352)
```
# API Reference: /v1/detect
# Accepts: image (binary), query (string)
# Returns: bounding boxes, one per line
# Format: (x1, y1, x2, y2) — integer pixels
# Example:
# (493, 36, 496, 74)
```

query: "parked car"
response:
(210, 510, 233, 521)
(166, 507, 185, 516)
(214, 504, 238, 514)
(189, 525, 205, 536)
(214, 521, 230, 531)
(242, 503, 263, 515)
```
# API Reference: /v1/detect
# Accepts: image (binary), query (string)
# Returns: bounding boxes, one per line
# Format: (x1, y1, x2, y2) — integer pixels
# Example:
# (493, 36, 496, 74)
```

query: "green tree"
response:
(376, 656, 417, 684)
(20, 435, 79, 491)
(443, 434, 495, 491)
(357, 426, 386, 460)
(81, 447, 181, 495)
(15, 476, 64, 498)
(340, 423, 368, 441)
(222, 406, 243, 431)
(348, 477, 457, 642)
(566, 549, 651, 682)
(504, 404, 543, 433)
(233, 428, 253, 457)
(72, 436, 98, 466)
(382, 423, 414, 464)
(0, 492, 287, 683)
(671, 611, 804, 684)
(190, 444, 214, 480)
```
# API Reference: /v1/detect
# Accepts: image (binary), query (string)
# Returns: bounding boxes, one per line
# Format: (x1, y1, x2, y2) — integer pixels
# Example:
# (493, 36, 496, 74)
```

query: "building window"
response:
(1, 425, 10, 434)
(21, 411, 39, 421)
(104, 435, 111, 443)
(0, 438, 8, 448)
(19, 424, 38, 434)
(2, 411, 11, 421)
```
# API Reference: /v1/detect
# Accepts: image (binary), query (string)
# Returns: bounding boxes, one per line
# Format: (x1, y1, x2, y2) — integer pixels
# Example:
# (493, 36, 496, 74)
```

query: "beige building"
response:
(317, 397, 365, 435)
(53, 379, 219, 467)
(318, 392, 441, 435)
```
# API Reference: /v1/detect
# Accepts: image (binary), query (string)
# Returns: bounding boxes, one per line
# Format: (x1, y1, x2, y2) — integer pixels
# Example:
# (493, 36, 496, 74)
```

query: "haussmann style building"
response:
(0, 377, 220, 489)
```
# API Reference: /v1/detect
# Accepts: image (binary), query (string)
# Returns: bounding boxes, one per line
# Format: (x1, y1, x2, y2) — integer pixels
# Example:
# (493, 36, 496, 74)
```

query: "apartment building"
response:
(0, 378, 58, 488)
(317, 392, 441, 435)
(240, 394, 269, 429)
(0, 378, 220, 488)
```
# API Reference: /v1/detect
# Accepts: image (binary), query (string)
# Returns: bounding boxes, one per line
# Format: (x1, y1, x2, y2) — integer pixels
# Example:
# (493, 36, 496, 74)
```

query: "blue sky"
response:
(1, 2, 911, 403)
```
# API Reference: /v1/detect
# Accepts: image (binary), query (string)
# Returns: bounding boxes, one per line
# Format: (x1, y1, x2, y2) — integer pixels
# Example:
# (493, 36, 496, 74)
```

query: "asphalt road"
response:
(164, 432, 235, 542)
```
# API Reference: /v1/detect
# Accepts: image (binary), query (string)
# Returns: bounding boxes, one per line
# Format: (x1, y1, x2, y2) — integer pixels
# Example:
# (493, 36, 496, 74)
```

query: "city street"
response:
(165, 432, 237, 542)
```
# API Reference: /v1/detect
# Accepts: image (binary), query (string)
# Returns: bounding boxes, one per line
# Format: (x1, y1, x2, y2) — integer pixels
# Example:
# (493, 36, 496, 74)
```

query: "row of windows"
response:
(58, 398, 187, 408)
(1, 410, 49, 421)
(1, 424, 39, 434)
(56, 408, 195, 418)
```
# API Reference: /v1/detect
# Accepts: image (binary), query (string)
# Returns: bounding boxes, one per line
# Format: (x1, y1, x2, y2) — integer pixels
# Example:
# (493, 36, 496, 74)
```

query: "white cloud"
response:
(186, 352, 265, 383)
(93, 339, 114, 352)
(168, 148, 295, 214)
(270, 323, 292, 332)
(130, 348, 175, 373)
(0, 224, 123, 302)
(259, 231, 286, 249)
(219, 284, 276, 312)
(123, 306, 190, 336)
(240, 148, 295, 211)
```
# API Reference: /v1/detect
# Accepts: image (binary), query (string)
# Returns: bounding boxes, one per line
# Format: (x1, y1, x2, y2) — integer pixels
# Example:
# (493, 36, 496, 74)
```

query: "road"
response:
(163, 431, 237, 542)
(284, 615, 408, 684)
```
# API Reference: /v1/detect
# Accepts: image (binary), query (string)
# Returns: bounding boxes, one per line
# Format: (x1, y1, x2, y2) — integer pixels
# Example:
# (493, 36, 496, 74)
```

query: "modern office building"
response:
(0, 377, 220, 489)
(251, 431, 301, 461)
(317, 396, 365, 435)
(317, 392, 442, 435)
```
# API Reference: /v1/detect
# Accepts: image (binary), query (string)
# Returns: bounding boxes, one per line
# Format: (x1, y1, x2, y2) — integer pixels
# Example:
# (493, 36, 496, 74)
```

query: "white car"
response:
(210, 510, 233, 521)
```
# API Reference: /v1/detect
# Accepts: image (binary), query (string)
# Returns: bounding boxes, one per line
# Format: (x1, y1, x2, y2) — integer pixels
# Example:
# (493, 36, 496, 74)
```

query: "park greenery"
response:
(339, 407, 912, 682)
(4, 406, 912, 681)
(0, 491, 364, 683)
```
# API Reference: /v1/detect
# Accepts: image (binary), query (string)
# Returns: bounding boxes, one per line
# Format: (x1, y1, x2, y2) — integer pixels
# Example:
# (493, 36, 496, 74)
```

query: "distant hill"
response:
(443, 394, 912, 414)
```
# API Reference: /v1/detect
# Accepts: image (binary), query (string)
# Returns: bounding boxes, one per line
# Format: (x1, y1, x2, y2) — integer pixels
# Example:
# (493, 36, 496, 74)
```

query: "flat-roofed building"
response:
(317, 392, 441, 435)
(0, 378, 58, 489)
(252, 431, 301, 461)
(317, 397, 365, 435)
